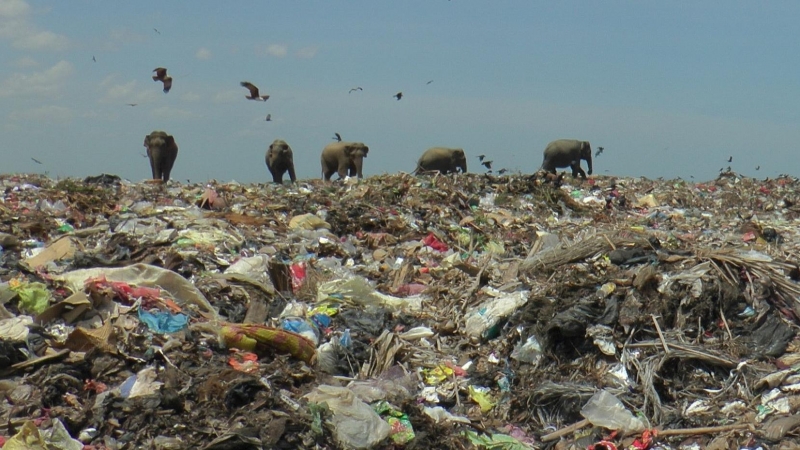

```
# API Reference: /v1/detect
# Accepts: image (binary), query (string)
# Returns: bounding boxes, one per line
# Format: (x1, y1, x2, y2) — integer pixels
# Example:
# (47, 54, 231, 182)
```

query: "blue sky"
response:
(2, 1, 799, 183)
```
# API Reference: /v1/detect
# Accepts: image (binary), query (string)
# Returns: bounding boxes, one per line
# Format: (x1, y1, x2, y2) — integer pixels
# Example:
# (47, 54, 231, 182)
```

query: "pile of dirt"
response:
(1, 170, 800, 449)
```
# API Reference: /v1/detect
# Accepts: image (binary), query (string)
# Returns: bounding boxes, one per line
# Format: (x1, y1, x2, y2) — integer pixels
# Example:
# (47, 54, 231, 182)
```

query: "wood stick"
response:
(651, 314, 670, 354)
(541, 419, 590, 442)
(657, 422, 750, 436)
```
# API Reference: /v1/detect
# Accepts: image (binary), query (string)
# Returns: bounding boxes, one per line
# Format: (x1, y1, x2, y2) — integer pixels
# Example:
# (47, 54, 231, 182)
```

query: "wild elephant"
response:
(266, 139, 296, 183)
(143, 131, 178, 182)
(321, 141, 369, 180)
(541, 139, 592, 179)
(414, 147, 467, 174)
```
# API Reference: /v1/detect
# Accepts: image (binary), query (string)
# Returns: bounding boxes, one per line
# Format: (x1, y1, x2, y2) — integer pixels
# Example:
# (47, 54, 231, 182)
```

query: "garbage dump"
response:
(1, 170, 800, 449)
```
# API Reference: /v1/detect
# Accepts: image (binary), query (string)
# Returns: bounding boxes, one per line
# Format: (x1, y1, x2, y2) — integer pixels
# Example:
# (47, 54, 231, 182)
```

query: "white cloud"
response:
(195, 47, 211, 60)
(98, 75, 160, 104)
(8, 105, 74, 123)
(296, 46, 318, 59)
(13, 56, 37, 68)
(151, 106, 201, 120)
(0, 60, 74, 97)
(180, 92, 201, 102)
(0, 0, 68, 51)
(258, 43, 287, 58)
(103, 27, 147, 51)
(213, 88, 242, 104)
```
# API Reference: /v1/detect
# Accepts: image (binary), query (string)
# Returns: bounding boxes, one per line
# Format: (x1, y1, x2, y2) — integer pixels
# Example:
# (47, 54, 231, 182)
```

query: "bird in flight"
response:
(152, 67, 172, 93)
(349, 87, 363, 94)
(92, 56, 96, 63)
(265, 114, 272, 122)
(477, 154, 486, 162)
(481, 160, 493, 170)
(127, 103, 137, 107)
(31, 157, 43, 164)
(728, 156, 733, 163)
(153, 28, 161, 35)
(426, 80, 433, 85)
(756, 165, 760, 170)
(498, 168, 508, 175)
(333, 133, 342, 142)
(240, 81, 269, 101)
(394, 92, 403, 100)
(595, 146, 604, 157)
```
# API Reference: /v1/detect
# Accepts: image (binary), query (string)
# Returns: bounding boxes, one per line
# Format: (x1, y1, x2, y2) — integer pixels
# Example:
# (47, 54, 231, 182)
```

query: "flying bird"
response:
(595, 146, 604, 157)
(481, 160, 493, 170)
(333, 132, 342, 142)
(498, 168, 508, 175)
(728, 156, 733, 163)
(153, 28, 161, 34)
(240, 81, 269, 101)
(756, 165, 761, 170)
(92, 56, 96, 63)
(265, 114, 272, 122)
(349, 87, 363, 94)
(477, 154, 486, 162)
(426, 80, 433, 85)
(127, 103, 137, 107)
(394, 92, 403, 100)
(152, 67, 172, 93)
(31, 157, 42, 165)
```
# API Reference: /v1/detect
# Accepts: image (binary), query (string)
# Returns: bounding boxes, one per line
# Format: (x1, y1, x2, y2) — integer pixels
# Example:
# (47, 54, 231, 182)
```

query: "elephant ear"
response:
(363, 145, 369, 157)
(343, 146, 354, 157)
(143, 135, 150, 147)
(455, 149, 464, 157)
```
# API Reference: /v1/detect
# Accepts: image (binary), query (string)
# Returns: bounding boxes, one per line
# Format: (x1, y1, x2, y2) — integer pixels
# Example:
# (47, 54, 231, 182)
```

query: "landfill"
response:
(1, 170, 800, 449)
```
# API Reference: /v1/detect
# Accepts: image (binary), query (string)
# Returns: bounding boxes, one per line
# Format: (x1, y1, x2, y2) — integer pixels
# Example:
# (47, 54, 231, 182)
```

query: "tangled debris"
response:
(2, 171, 800, 449)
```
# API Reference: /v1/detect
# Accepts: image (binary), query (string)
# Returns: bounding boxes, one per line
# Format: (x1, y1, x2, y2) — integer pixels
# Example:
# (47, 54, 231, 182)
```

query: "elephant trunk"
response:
(459, 161, 468, 173)
(354, 157, 364, 178)
(586, 154, 593, 175)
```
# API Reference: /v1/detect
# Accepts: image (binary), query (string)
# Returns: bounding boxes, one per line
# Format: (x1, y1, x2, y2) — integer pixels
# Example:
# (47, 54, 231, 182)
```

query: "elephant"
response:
(143, 131, 178, 182)
(266, 139, 297, 183)
(414, 147, 467, 174)
(541, 139, 593, 179)
(321, 141, 369, 180)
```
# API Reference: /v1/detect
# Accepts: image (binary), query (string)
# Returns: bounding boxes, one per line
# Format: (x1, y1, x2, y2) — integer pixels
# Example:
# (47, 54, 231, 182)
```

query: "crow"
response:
(92, 56, 96, 63)
(240, 81, 269, 101)
(498, 168, 508, 175)
(153, 28, 161, 34)
(481, 160, 493, 170)
(333, 133, 342, 142)
(394, 92, 403, 100)
(426, 80, 433, 85)
(349, 87, 363, 94)
(728, 156, 733, 163)
(31, 157, 42, 164)
(477, 154, 486, 162)
(595, 146, 604, 157)
(265, 114, 272, 122)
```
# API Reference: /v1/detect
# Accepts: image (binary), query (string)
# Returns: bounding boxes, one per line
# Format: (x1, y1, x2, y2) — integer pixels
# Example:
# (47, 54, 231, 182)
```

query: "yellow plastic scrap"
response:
(424, 365, 455, 385)
(468, 385, 496, 413)
(288, 213, 331, 231)
(10, 281, 51, 315)
(485, 240, 505, 255)
(221, 323, 317, 364)
(308, 304, 339, 317)
(635, 194, 658, 208)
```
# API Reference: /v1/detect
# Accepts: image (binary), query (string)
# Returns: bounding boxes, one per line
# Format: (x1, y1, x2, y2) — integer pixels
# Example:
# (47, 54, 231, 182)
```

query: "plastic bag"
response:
(464, 291, 529, 339)
(580, 389, 645, 433)
(304, 385, 390, 449)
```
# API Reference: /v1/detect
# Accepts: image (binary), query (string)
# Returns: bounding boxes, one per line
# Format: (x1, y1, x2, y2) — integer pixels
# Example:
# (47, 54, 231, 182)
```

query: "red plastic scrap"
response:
(587, 441, 617, 450)
(84, 276, 182, 313)
(630, 429, 656, 449)
(422, 232, 448, 252)
(290, 262, 306, 293)
(742, 231, 757, 242)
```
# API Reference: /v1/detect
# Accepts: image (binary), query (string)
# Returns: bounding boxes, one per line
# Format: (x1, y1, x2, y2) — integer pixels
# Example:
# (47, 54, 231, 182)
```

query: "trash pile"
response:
(1, 170, 800, 449)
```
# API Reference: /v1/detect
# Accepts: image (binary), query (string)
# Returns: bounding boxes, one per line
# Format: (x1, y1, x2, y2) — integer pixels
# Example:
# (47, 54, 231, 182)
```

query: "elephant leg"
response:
(288, 165, 297, 182)
(161, 155, 176, 182)
(571, 162, 587, 179)
(271, 172, 282, 183)
(337, 162, 349, 179)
